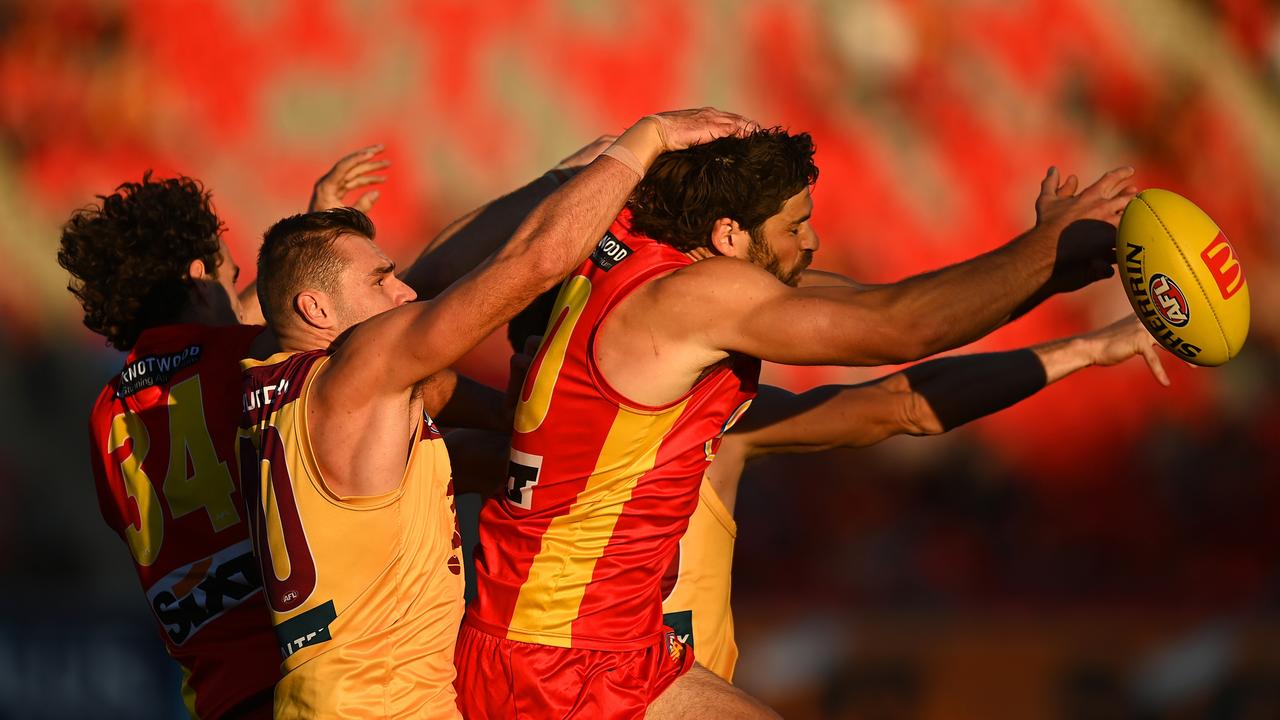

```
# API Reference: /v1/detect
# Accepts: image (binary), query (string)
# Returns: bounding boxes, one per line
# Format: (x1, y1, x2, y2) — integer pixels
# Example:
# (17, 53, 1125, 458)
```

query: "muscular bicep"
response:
(678, 260, 930, 367)
(796, 269, 875, 290)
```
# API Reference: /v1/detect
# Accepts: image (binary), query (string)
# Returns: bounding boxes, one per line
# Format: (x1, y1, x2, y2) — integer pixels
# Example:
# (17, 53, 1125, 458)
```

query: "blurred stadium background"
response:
(1, 0, 1278, 718)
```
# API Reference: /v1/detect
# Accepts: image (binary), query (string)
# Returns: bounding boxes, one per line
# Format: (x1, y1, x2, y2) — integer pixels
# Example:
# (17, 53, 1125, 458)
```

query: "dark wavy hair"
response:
(626, 128, 818, 252)
(58, 172, 224, 351)
(257, 208, 375, 327)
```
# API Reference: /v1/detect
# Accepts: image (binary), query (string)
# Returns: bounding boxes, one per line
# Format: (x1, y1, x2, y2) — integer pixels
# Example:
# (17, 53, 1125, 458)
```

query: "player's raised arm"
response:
(399, 135, 616, 300)
(332, 108, 754, 396)
(690, 167, 1138, 366)
(722, 315, 1168, 461)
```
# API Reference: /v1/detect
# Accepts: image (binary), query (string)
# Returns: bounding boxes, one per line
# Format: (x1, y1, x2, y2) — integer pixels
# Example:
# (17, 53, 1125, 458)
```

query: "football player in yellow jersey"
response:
(58, 144, 405, 718)
(237, 108, 755, 718)
(505, 295, 1169, 685)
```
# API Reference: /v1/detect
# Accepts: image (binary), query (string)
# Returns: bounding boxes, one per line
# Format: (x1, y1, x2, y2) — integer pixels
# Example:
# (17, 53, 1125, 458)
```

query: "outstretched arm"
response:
(329, 109, 756, 398)
(399, 136, 615, 299)
(795, 269, 873, 290)
(686, 167, 1137, 366)
(725, 315, 1168, 459)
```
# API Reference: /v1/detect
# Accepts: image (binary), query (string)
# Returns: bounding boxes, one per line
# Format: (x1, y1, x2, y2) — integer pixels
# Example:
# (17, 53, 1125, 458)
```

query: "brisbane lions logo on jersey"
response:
(1149, 274, 1189, 328)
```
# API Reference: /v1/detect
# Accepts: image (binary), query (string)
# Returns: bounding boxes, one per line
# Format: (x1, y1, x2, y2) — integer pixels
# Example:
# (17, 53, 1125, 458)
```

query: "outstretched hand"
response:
(1035, 166, 1137, 230)
(1083, 315, 1171, 386)
(309, 144, 390, 213)
(1032, 166, 1140, 295)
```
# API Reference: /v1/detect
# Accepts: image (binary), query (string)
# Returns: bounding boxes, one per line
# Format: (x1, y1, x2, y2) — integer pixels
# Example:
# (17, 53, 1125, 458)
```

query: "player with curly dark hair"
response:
(62, 147, 394, 719)
(59, 172, 243, 350)
(628, 128, 818, 249)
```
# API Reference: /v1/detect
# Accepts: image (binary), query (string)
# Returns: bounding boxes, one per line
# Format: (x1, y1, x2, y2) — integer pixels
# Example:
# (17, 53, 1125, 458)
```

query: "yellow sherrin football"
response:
(1116, 189, 1249, 366)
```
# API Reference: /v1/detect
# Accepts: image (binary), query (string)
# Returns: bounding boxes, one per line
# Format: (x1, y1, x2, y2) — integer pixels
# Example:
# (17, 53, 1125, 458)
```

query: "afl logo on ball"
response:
(1149, 273, 1190, 327)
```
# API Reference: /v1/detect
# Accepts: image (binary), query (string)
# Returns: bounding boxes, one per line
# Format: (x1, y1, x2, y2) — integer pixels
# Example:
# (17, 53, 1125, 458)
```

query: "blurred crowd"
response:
(0, 1, 1277, 717)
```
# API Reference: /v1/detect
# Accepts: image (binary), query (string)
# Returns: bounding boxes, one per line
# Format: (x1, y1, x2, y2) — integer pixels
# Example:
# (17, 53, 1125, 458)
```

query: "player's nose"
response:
(395, 278, 418, 305)
(803, 229, 820, 253)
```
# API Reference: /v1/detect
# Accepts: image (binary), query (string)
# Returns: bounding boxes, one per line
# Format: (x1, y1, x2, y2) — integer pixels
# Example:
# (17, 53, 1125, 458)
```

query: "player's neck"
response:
(275, 321, 337, 355)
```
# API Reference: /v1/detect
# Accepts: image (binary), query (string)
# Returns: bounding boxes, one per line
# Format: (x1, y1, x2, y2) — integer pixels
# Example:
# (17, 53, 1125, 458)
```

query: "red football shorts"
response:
(453, 622, 695, 719)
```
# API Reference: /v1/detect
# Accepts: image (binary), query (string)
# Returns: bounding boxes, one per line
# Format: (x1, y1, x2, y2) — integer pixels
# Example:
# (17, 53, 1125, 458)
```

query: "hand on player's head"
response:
(646, 107, 759, 153)
(1086, 315, 1171, 386)
(309, 144, 390, 213)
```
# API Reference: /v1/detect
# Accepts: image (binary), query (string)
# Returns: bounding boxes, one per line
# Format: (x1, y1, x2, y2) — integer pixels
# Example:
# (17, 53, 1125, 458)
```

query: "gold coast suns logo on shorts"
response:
(665, 630, 686, 664)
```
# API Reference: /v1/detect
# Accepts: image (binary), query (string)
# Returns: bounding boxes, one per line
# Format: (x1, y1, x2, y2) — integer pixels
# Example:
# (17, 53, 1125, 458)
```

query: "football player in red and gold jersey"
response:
(59, 149, 392, 718)
(236, 108, 753, 719)
(504, 298, 1168, 684)
(459, 128, 1141, 718)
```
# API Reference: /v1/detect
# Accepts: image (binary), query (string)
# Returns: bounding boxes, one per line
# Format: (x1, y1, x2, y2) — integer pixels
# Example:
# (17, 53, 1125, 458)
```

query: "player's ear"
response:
(709, 218, 749, 259)
(187, 257, 208, 281)
(295, 290, 335, 330)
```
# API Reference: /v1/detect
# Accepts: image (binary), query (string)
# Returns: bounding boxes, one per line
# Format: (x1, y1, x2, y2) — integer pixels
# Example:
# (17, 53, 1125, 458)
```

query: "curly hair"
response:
(626, 128, 818, 252)
(257, 208, 375, 327)
(58, 172, 224, 351)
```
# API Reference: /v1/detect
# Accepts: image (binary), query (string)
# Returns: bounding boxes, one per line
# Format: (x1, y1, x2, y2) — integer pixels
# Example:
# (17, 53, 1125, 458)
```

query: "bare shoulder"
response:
(654, 256, 783, 295)
(319, 300, 436, 398)
(638, 257, 789, 327)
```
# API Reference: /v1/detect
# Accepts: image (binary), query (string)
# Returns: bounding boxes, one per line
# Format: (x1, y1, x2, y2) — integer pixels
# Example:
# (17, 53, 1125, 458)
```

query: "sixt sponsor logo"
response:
(590, 231, 632, 272)
(1200, 232, 1246, 300)
(116, 345, 201, 398)
(1148, 273, 1189, 327)
(1124, 244, 1202, 360)
(145, 540, 262, 646)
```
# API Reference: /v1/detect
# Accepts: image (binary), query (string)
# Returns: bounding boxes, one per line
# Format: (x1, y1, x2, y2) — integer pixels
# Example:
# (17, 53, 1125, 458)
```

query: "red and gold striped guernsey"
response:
(239, 351, 464, 719)
(467, 210, 760, 651)
(87, 323, 278, 719)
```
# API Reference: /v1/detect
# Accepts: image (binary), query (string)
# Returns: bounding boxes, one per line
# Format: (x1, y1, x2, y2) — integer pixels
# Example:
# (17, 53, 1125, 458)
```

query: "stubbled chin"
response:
(781, 261, 810, 287)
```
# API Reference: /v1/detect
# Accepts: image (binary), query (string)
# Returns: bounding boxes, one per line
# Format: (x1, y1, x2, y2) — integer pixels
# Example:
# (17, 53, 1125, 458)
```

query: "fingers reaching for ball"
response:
(1139, 339, 1172, 387)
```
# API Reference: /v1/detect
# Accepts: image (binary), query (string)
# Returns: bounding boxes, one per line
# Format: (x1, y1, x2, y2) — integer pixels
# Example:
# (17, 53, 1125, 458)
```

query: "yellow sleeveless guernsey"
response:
(238, 351, 464, 719)
(659, 476, 738, 681)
